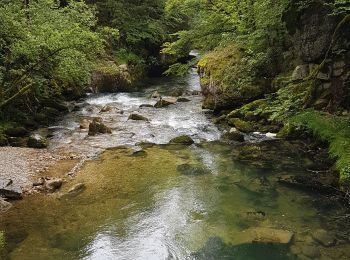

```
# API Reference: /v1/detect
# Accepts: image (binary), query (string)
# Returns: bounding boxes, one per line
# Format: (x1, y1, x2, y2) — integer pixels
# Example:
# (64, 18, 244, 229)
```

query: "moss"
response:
(0, 231, 5, 258)
(228, 118, 254, 133)
(290, 110, 350, 186)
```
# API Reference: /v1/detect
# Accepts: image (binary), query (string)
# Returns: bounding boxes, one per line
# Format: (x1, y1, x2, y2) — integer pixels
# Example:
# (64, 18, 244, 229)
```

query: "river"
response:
(0, 69, 350, 259)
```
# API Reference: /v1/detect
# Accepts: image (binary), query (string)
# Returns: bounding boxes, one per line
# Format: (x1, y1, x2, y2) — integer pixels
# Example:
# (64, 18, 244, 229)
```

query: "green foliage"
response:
(291, 110, 350, 185)
(0, 0, 105, 109)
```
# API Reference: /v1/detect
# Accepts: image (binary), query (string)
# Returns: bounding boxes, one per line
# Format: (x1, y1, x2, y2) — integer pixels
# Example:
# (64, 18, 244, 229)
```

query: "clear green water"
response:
(1, 142, 349, 259)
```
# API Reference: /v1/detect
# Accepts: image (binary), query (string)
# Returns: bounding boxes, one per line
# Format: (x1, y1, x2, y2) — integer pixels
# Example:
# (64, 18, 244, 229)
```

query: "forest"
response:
(0, 0, 350, 259)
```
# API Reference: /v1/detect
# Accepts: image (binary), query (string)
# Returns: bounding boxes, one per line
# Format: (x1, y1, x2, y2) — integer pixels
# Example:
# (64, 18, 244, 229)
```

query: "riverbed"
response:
(1, 69, 350, 259)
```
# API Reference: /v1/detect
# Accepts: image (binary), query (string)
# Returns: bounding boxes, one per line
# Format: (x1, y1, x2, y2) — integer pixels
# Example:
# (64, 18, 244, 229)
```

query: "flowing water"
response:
(1, 70, 350, 260)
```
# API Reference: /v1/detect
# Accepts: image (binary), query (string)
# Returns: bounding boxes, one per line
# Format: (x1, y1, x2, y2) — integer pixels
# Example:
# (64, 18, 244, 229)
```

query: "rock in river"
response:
(169, 135, 194, 145)
(154, 97, 177, 108)
(0, 198, 12, 213)
(128, 113, 149, 121)
(88, 119, 112, 136)
(223, 128, 245, 142)
(177, 97, 191, 102)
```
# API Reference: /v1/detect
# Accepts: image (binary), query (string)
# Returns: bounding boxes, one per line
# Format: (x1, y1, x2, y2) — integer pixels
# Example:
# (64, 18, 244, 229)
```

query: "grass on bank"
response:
(291, 110, 350, 186)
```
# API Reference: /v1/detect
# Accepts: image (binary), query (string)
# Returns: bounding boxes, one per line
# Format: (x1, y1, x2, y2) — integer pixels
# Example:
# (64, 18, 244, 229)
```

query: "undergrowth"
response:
(291, 110, 350, 185)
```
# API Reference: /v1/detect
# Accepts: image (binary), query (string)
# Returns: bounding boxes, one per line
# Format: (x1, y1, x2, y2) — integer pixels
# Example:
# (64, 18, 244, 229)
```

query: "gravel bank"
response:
(0, 147, 65, 193)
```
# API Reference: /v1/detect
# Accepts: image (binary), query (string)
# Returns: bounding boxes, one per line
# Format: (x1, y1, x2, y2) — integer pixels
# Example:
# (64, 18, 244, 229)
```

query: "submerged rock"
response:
(154, 97, 177, 108)
(312, 229, 336, 247)
(100, 105, 113, 113)
(177, 163, 211, 176)
(301, 245, 320, 258)
(169, 135, 194, 145)
(244, 227, 294, 244)
(128, 113, 149, 121)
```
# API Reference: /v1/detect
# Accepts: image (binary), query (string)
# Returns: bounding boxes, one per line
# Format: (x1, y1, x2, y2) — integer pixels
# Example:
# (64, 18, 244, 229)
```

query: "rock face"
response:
(154, 97, 177, 108)
(169, 135, 194, 145)
(128, 114, 149, 121)
(88, 119, 112, 136)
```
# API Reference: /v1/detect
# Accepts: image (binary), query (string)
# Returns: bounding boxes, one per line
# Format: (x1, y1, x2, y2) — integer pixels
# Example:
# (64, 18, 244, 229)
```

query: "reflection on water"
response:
(1, 144, 350, 259)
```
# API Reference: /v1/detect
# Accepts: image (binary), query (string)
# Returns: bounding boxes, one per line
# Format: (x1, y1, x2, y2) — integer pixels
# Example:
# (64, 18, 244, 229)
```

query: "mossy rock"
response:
(169, 135, 194, 145)
(223, 128, 245, 142)
(128, 114, 148, 121)
(0, 134, 8, 146)
(4, 127, 29, 137)
(8, 137, 28, 147)
(228, 118, 254, 133)
(28, 134, 48, 149)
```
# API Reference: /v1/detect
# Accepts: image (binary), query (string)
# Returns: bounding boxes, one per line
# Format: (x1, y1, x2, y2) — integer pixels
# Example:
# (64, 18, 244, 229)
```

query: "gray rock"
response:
(150, 91, 160, 99)
(100, 105, 112, 112)
(312, 229, 336, 247)
(88, 120, 112, 136)
(45, 178, 63, 191)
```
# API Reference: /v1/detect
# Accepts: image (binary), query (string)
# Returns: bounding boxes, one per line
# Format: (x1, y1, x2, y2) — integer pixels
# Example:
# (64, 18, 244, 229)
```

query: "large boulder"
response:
(90, 62, 141, 93)
(198, 45, 269, 110)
